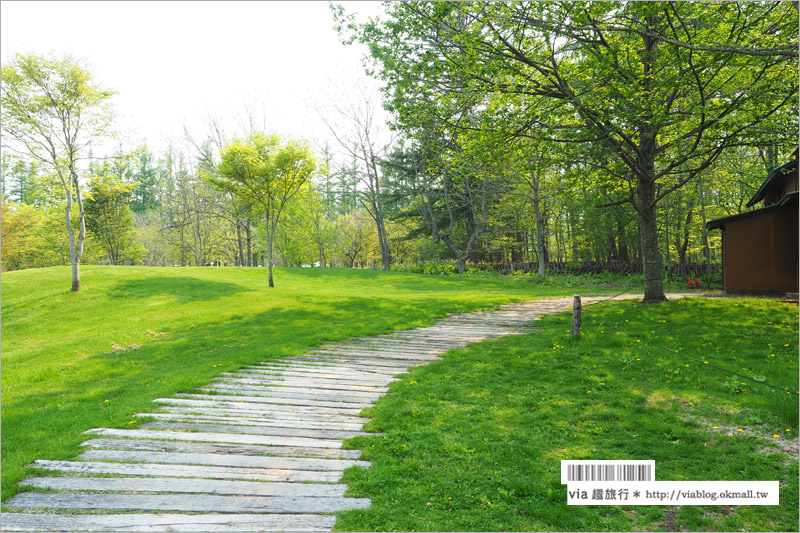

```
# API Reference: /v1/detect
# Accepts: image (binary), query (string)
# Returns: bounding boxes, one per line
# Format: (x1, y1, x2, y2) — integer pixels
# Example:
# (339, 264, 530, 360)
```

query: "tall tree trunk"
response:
(511, 231, 524, 262)
(246, 219, 253, 267)
(267, 244, 274, 286)
(64, 189, 79, 291)
(663, 197, 671, 270)
(465, 205, 478, 265)
(236, 219, 245, 267)
(377, 213, 391, 270)
(608, 234, 618, 261)
(636, 25, 666, 303)
(678, 207, 692, 267)
(697, 175, 712, 264)
(64, 173, 86, 292)
(569, 210, 580, 262)
(531, 168, 546, 277)
(456, 254, 467, 274)
(266, 215, 275, 288)
(367, 155, 391, 271)
(637, 175, 666, 303)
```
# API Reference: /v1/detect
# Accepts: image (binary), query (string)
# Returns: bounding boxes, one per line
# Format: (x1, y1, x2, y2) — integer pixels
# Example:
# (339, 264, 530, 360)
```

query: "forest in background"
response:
(2, 2, 797, 292)
(0, 138, 788, 273)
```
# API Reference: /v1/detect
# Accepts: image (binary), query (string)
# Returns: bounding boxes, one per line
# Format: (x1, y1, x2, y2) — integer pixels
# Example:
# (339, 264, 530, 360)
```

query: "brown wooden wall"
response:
(722, 203, 799, 294)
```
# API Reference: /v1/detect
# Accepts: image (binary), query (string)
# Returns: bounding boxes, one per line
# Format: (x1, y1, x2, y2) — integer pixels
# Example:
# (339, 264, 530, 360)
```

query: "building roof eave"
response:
(745, 149, 799, 208)
(707, 203, 780, 231)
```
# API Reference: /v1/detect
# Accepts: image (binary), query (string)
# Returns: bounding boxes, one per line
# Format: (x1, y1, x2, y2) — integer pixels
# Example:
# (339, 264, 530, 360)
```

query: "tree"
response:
(212, 133, 316, 287)
(128, 146, 161, 213)
(1, 53, 114, 291)
(349, 1, 798, 301)
(319, 85, 394, 270)
(84, 172, 142, 265)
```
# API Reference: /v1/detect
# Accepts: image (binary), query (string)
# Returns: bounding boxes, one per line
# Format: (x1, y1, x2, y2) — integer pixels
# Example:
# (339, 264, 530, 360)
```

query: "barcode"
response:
(567, 464, 652, 481)
(561, 460, 655, 483)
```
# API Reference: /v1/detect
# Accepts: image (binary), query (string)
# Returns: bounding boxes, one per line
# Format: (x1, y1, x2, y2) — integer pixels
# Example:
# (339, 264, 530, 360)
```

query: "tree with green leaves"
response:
(1, 53, 115, 291)
(344, 1, 798, 301)
(212, 133, 316, 287)
(319, 85, 394, 270)
(128, 146, 161, 213)
(84, 172, 142, 265)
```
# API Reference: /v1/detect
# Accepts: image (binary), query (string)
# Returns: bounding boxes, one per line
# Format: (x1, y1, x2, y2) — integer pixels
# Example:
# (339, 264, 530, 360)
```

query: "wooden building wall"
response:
(721, 202, 799, 294)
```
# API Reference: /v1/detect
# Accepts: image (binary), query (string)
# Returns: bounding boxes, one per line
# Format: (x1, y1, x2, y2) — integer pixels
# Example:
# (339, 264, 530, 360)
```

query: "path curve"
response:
(3, 294, 690, 532)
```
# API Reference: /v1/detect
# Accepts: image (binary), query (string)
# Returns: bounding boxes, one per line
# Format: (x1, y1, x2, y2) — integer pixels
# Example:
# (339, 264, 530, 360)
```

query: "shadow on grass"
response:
(1, 294, 473, 502)
(285, 266, 533, 294)
(107, 276, 252, 302)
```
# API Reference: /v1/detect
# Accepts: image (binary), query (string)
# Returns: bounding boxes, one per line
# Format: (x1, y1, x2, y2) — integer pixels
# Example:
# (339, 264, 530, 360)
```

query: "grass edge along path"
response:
(3, 298, 588, 530)
(335, 296, 799, 532)
(1, 265, 638, 503)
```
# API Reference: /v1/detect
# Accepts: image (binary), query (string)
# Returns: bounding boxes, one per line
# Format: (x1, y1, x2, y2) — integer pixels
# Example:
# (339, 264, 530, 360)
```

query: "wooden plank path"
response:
(3, 295, 650, 532)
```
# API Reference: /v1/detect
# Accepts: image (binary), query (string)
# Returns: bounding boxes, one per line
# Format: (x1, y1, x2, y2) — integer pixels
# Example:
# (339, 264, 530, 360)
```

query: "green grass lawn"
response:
(2, 265, 612, 503)
(337, 297, 799, 532)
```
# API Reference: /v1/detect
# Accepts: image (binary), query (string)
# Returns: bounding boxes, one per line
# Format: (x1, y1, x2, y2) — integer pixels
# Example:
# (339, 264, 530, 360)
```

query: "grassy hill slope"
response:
(1, 265, 574, 501)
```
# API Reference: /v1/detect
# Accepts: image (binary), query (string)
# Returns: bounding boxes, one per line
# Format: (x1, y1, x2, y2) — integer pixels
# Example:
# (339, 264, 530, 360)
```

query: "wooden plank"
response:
(134, 412, 366, 431)
(293, 356, 423, 369)
(162, 396, 365, 415)
(20, 476, 348, 497)
(202, 385, 378, 405)
(314, 347, 440, 357)
(28, 460, 344, 482)
(0, 513, 336, 532)
(139, 421, 369, 440)
(306, 348, 439, 365)
(84, 428, 343, 449)
(223, 370, 397, 385)
(308, 349, 439, 361)
(246, 364, 402, 376)
(204, 383, 379, 404)
(80, 438, 363, 459)
(191, 380, 380, 410)
(6, 493, 372, 514)
(214, 376, 389, 391)
(292, 355, 419, 367)
(153, 400, 368, 422)
(154, 405, 369, 424)
(354, 337, 464, 347)
(252, 363, 409, 379)
(319, 344, 442, 355)
(78, 449, 370, 470)
(296, 351, 423, 362)
(204, 383, 382, 401)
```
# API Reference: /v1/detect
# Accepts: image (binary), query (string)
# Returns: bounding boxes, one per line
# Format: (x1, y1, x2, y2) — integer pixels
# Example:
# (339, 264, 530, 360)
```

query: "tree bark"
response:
(64, 186, 79, 291)
(465, 203, 479, 265)
(617, 218, 630, 262)
(246, 219, 253, 267)
(531, 169, 546, 277)
(64, 171, 86, 292)
(456, 255, 467, 274)
(236, 220, 244, 266)
(637, 175, 667, 303)
(636, 26, 666, 304)
(266, 215, 275, 288)
(697, 175, 712, 264)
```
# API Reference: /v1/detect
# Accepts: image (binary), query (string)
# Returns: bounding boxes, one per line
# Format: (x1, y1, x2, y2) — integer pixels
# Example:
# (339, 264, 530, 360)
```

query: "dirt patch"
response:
(646, 396, 797, 457)
(660, 506, 684, 532)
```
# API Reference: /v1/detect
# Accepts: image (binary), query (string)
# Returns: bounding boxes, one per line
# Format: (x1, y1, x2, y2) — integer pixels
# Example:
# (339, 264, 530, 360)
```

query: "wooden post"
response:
(570, 294, 582, 338)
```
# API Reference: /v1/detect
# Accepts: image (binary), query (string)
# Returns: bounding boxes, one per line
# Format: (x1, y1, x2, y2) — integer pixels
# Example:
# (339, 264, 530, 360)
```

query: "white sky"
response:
(1, 1, 387, 158)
